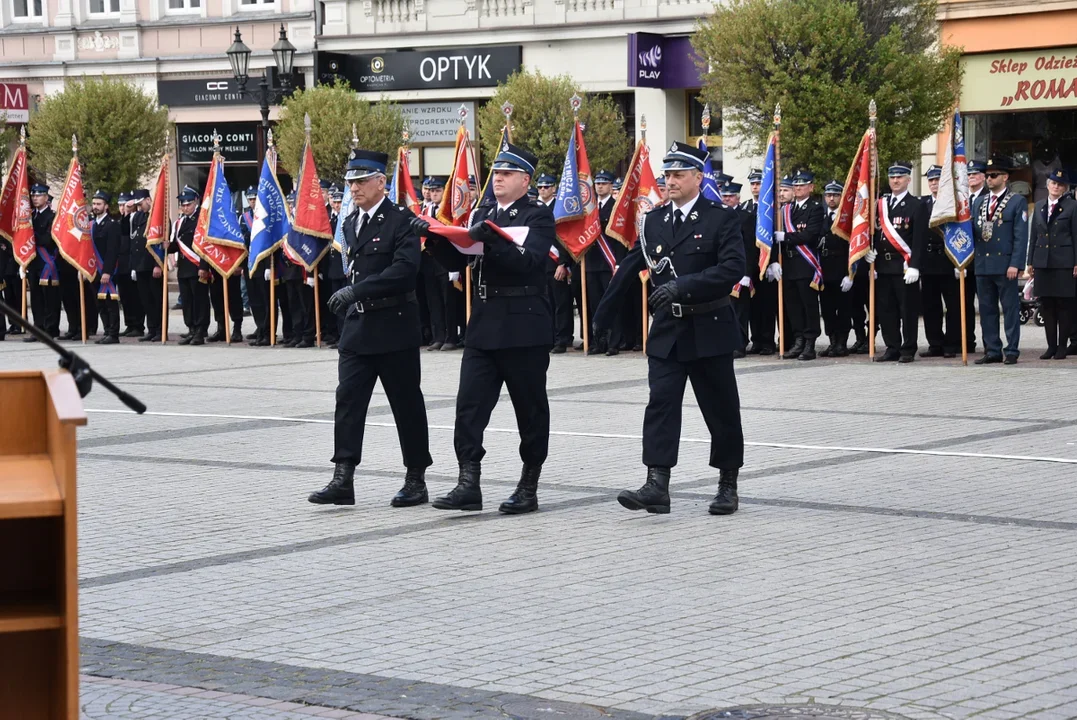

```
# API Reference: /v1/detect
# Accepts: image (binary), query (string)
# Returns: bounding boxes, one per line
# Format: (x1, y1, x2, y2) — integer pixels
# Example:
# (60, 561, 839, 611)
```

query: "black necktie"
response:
(356, 213, 367, 236)
(673, 209, 683, 233)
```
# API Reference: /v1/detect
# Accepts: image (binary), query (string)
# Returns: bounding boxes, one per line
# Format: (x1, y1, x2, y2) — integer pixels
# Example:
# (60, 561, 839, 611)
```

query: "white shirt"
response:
(889, 190, 908, 207)
(598, 195, 613, 209)
(1049, 198, 1060, 217)
(671, 192, 699, 220)
(356, 197, 385, 229)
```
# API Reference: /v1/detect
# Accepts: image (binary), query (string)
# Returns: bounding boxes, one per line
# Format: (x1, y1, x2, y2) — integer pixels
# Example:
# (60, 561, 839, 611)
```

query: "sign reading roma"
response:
(962, 47, 1077, 112)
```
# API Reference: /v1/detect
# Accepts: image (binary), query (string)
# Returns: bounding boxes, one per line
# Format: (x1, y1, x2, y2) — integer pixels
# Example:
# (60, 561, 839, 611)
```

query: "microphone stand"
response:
(0, 297, 146, 414)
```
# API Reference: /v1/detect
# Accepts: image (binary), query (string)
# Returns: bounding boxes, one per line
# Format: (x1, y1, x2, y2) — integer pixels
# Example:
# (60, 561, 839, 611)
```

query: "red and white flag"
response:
(51, 156, 98, 280)
(832, 127, 876, 278)
(606, 139, 660, 250)
(437, 126, 478, 227)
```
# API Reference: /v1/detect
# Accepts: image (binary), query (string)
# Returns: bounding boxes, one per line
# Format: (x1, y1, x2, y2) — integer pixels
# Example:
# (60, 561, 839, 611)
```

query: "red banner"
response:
(437, 126, 477, 227)
(394, 146, 420, 214)
(193, 155, 247, 278)
(0, 146, 34, 268)
(832, 128, 875, 277)
(605, 139, 659, 249)
(51, 157, 98, 280)
(292, 139, 333, 239)
(144, 156, 170, 269)
(554, 121, 602, 261)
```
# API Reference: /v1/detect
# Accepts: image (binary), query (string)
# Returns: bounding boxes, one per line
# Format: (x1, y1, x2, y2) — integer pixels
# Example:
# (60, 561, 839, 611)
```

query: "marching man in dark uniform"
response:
(90, 190, 121, 345)
(129, 189, 163, 342)
(593, 142, 745, 516)
(972, 155, 1027, 364)
(775, 170, 825, 361)
(25, 184, 60, 340)
(414, 142, 555, 515)
(310, 149, 432, 508)
(1028, 168, 1077, 359)
(169, 186, 210, 346)
(818, 180, 854, 357)
(865, 161, 925, 362)
(919, 165, 961, 358)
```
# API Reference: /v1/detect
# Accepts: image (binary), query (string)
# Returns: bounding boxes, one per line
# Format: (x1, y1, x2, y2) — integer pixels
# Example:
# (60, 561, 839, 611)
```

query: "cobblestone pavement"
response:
(3, 311, 1077, 720)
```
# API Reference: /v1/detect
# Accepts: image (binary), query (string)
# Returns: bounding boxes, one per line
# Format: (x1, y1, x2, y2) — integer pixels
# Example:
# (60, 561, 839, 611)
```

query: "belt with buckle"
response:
(476, 284, 543, 301)
(354, 291, 416, 313)
(883, 252, 893, 261)
(669, 296, 731, 318)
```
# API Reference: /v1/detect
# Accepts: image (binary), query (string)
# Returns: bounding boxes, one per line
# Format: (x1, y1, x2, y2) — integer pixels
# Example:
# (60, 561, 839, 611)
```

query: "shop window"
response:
(12, 0, 43, 19)
(167, 0, 200, 10)
(88, 0, 119, 13)
(965, 111, 1077, 205)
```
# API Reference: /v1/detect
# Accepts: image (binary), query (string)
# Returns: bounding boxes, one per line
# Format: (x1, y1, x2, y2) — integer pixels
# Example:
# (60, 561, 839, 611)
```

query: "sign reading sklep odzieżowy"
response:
(346, 47, 521, 92)
(962, 47, 1077, 112)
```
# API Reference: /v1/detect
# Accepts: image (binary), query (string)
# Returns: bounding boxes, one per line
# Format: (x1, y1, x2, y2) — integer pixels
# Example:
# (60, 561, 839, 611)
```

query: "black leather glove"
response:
(409, 216, 431, 236)
(467, 221, 500, 247)
(648, 279, 680, 313)
(327, 284, 358, 315)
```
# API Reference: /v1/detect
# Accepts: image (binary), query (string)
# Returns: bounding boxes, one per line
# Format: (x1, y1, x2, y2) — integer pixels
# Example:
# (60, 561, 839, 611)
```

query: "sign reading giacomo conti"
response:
(178, 123, 259, 164)
(962, 46, 1077, 113)
(344, 46, 521, 92)
(158, 72, 301, 108)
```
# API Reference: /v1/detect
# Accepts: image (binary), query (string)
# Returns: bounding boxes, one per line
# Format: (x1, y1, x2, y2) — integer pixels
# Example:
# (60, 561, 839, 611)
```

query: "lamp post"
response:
(226, 23, 297, 154)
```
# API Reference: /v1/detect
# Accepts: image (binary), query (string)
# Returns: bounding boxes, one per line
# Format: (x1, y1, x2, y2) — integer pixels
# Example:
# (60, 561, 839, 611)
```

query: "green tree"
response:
(27, 76, 170, 195)
(477, 71, 630, 180)
(275, 79, 403, 186)
(693, 0, 961, 181)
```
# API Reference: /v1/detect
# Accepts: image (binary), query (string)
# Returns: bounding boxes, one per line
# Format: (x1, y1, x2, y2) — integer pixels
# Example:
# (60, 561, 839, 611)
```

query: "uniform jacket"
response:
(873, 192, 926, 276)
(326, 210, 346, 281)
(781, 197, 825, 282)
(819, 206, 848, 283)
(737, 206, 759, 280)
(1028, 195, 1077, 270)
(428, 194, 555, 350)
(338, 198, 423, 355)
(918, 196, 952, 276)
(29, 206, 56, 277)
(167, 213, 205, 279)
(128, 210, 156, 273)
(594, 195, 745, 361)
(584, 195, 624, 273)
(91, 214, 121, 277)
(973, 187, 1029, 276)
(0, 232, 11, 278)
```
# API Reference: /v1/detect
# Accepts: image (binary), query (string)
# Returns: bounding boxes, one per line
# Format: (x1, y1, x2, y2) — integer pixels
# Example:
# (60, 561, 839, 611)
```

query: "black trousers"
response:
(416, 269, 431, 344)
(734, 292, 750, 351)
(963, 268, 978, 350)
(94, 279, 120, 338)
(277, 280, 293, 341)
(178, 276, 210, 336)
(2, 273, 19, 327)
(1041, 297, 1074, 353)
(783, 278, 821, 341)
(750, 278, 778, 350)
(248, 270, 269, 339)
(643, 353, 743, 470)
(851, 266, 871, 342)
(819, 282, 851, 344)
(116, 273, 144, 333)
(876, 274, 920, 354)
(586, 271, 621, 350)
(285, 279, 315, 342)
(921, 273, 961, 353)
(333, 347, 432, 468)
(28, 273, 61, 338)
(454, 345, 551, 465)
(210, 273, 243, 333)
(445, 280, 461, 344)
(57, 260, 83, 335)
(321, 277, 345, 341)
(424, 270, 450, 344)
(548, 272, 575, 347)
(621, 275, 642, 349)
(136, 271, 163, 337)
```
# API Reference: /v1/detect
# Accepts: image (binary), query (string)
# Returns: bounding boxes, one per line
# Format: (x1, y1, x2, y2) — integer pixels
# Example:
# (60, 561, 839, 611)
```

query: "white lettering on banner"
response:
(962, 46, 1077, 112)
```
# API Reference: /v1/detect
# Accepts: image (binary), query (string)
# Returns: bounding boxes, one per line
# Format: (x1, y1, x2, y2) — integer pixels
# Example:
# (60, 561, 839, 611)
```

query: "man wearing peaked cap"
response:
(534, 173, 573, 352)
(720, 181, 757, 358)
(972, 154, 1027, 364)
(918, 165, 961, 359)
(128, 189, 162, 343)
(88, 190, 122, 344)
(23, 183, 60, 341)
(169, 185, 211, 345)
(584, 169, 628, 356)
(321, 183, 347, 349)
(308, 147, 432, 510)
(413, 141, 556, 515)
(771, 169, 825, 360)
(593, 140, 746, 517)
(114, 191, 145, 340)
(1028, 168, 1077, 359)
(421, 175, 456, 352)
(278, 186, 316, 348)
(818, 180, 854, 357)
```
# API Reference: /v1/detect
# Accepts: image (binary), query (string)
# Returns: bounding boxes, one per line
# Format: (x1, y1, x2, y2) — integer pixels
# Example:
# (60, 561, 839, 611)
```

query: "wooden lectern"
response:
(0, 370, 85, 719)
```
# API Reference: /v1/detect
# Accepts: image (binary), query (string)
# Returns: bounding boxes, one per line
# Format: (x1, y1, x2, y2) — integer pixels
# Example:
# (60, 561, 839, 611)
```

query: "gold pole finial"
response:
(570, 93, 582, 118)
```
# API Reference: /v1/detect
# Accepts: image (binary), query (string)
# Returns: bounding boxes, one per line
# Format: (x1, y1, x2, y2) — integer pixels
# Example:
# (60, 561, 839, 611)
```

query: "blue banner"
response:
(553, 125, 584, 223)
(248, 155, 291, 272)
(943, 111, 975, 270)
(754, 133, 777, 279)
(697, 138, 722, 203)
(205, 156, 246, 249)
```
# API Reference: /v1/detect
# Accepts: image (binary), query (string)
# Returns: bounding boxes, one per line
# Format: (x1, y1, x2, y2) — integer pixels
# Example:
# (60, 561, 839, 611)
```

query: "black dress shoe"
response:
(230, 331, 244, 344)
(1004, 355, 1018, 365)
(432, 461, 483, 511)
(786, 339, 805, 359)
(757, 346, 775, 356)
(617, 467, 671, 514)
(246, 332, 258, 340)
(122, 327, 143, 337)
(818, 345, 831, 358)
(1040, 348, 1057, 360)
(878, 349, 901, 362)
(190, 334, 205, 346)
(898, 354, 915, 364)
(586, 345, 604, 356)
(139, 333, 156, 342)
(22, 335, 39, 343)
(328, 342, 338, 349)
(440, 342, 458, 351)
(606, 347, 620, 356)
(1056, 349, 1068, 360)
(284, 337, 300, 348)
(8, 326, 22, 334)
(178, 334, 194, 346)
(499, 464, 540, 515)
(919, 347, 944, 358)
(250, 337, 270, 347)
(60, 332, 78, 341)
(745, 343, 762, 355)
(943, 350, 957, 358)
(632, 343, 643, 352)
(206, 329, 225, 343)
(95, 335, 119, 345)
(797, 339, 817, 361)
(309, 462, 356, 505)
(732, 349, 746, 359)
(974, 354, 1002, 365)
(832, 343, 849, 358)
(427, 342, 443, 351)
(390, 468, 428, 507)
(179, 331, 191, 340)
(550, 345, 567, 355)
(708, 469, 739, 515)
(296, 338, 315, 348)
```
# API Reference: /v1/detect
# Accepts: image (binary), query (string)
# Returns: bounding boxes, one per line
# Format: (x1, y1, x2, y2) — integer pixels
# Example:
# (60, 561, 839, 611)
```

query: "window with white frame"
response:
(167, 0, 200, 10)
(239, 0, 275, 7)
(88, 0, 120, 13)
(12, 0, 44, 18)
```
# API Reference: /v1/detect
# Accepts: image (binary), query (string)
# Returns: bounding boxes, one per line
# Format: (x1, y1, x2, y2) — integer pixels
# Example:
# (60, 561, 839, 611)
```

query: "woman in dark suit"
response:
(1027, 168, 1077, 359)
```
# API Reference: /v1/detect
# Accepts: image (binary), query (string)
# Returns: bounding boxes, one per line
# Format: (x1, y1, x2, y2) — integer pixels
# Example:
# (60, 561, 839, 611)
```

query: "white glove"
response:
(305, 276, 315, 287)
(739, 275, 751, 287)
(18, 266, 26, 279)
(955, 268, 963, 280)
(904, 267, 920, 285)
(130, 270, 137, 281)
(840, 276, 853, 293)
(264, 269, 271, 281)
(448, 272, 460, 282)
(865, 249, 877, 263)
(873, 270, 878, 279)
(774, 231, 785, 244)
(766, 262, 782, 281)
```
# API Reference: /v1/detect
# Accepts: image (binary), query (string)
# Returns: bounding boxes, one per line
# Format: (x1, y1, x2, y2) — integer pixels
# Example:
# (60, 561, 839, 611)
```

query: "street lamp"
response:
(226, 23, 297, 150)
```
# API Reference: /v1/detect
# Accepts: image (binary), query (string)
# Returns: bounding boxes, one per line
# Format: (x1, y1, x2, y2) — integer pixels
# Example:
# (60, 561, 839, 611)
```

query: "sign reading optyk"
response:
(338, 46, 521, 92)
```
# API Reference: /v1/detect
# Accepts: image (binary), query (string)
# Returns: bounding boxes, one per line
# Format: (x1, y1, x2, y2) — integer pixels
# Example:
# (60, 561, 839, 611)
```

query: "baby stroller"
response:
(1019, 276, 1044, 326)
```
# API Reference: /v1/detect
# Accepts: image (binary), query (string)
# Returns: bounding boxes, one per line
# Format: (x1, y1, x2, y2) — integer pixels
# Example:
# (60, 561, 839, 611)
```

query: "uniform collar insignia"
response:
(664, 212, 670, 222)
(376, 214, 384, 222)
(689, 211, 698, 221)
(509, 208, 518, 217)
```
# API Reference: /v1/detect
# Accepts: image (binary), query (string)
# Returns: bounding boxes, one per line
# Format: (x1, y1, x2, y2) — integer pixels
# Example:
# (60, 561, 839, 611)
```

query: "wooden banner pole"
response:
(269, 262, 277, 347)
(581, 255, 590, 354)
(313, 269, 322, 348)
(161, 261, 169, 344)
(641, 275, 648, 354)
(773, 105, 785, 359)
(222, 273, 231, 344)
(959, 269, 968, 366)
(79, 275, 87, 344)
(21, 276, 27, 319)
(465, 266, 472, 322)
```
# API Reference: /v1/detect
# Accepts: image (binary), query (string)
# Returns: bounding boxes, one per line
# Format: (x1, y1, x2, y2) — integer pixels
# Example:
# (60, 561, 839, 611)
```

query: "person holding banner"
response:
(720, 181, 756, 358)
(129, 189, 162, 343)
(1026, 168, 1075, 360)
(414, 142, 555, 515)
(586, 171, 623, 356)
(775, 170, 825, 361)
(26, 184, 60, 340)
(593, 141, 745, 516)
(90, 190, 121, 345)
(116, 192, 145, 339)
(919, 166, 961, 359)
(170, 186, 210, 346)
(818, 180, 853, 357)
(311, 149, 432, 509)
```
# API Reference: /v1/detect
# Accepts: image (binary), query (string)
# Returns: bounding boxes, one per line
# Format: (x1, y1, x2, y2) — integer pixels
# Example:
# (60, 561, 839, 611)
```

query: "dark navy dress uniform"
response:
(818, 183, 851, 355)
(27, 187, 60, 339)
(115, 193, 144, 337)
(919, 186, 961, 358)
(89, 193, 121, 342)
(721, 183, 755, 355)
(129, 189, 163, 341)
(593, 141, 745, 516)
(780, 173, 825, 357)
(168, 187, 211, 344)
(873, 165, 926, 360)
(1027, 172, 1076, 358)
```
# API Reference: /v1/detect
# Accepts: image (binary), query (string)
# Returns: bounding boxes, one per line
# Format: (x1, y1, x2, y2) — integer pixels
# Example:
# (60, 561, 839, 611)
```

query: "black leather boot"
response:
(499, 464, 541, 514)
(432, 461, 482, 511)
(708, 469, 739, 515)
(206, 327, 225, 343)
(617, 467, 671, 514)
(308, 462, 356, 505)
(786, 337, 805, 359)
(818, 338, 832, 358)
(798, 338, 817, 361)
(391, 468, 429, 507)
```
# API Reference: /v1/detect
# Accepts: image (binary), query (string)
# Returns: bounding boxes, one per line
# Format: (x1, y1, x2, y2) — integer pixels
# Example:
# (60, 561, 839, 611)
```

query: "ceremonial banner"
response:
(418, 214, 526, 255)
(249, 149, 292, 272)
(52, 157, 98, 280)
(606, 139, 659, 249)
(193, 154, 248, 277)
(285, 137, 332, 271)
(754, 131, 778, 279)
(553, 120, 601, 260)
(437, 125, 478, 226)
(832, 127, 876, 277)
(144, 156, 170, 269)
(388, 146, 421, 216)
(697, 137, 722, 203)
(0, 145, 34, 268)
(930, 111, 975, 269)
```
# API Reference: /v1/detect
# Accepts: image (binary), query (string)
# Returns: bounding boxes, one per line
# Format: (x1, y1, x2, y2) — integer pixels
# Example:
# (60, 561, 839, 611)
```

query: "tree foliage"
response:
(694, 0, 961, 181)
(275, 79, 403, 186)
(27, 76, 170, 195)
(478, 71, 630, 180)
